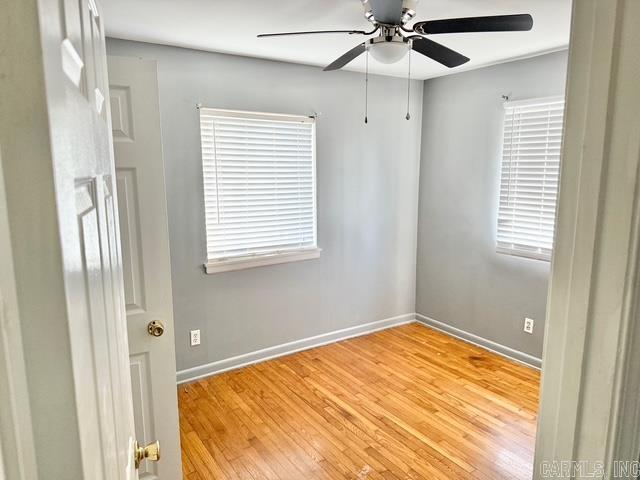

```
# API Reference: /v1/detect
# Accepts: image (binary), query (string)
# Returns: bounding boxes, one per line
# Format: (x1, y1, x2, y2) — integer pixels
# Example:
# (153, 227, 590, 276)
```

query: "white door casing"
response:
(108, 55, 183, 480)
(0, 0, 137, 478)
(534, 0, 640, 476)
(0, 151, 38, 480)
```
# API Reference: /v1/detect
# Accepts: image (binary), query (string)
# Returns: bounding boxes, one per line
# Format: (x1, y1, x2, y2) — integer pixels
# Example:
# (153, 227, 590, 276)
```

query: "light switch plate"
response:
(190, 329, 201, 346)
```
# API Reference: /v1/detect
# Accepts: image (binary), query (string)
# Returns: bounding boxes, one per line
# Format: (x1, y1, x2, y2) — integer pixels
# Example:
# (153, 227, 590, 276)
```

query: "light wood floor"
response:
(178, 323, 540, 479)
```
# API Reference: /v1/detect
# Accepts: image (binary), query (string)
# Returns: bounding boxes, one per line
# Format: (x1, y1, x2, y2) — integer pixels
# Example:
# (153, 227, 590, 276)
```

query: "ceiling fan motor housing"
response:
(362, 0, 420, 24)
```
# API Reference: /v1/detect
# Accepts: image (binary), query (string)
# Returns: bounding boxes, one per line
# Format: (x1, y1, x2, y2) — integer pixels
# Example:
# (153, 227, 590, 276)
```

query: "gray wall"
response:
(106, 39, 423, 373)
(416, 50, 568, 359)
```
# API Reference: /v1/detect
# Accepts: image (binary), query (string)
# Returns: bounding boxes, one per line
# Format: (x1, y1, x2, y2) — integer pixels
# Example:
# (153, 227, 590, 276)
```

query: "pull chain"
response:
(364, 48, 369, 124)
(406, 47, 412, 121)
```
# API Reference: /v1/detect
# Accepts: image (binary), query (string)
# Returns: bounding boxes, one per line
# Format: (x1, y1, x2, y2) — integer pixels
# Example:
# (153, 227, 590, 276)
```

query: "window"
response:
(199, 108, 319, 274)
(497, 96, 565, 261)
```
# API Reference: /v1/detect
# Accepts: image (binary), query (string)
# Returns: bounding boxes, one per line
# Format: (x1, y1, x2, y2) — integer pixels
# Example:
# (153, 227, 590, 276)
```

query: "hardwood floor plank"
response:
(179, 323, 540, 479)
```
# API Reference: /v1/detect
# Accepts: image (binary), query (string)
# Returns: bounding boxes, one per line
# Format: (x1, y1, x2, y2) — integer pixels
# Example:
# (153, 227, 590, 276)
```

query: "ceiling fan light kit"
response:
(258, 0, 533, 122)
(368, 35, 409, 64)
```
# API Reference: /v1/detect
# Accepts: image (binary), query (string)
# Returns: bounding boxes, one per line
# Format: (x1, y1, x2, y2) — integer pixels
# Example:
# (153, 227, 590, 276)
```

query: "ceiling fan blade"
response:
(258, 29, 368, 38)
(414, 14, 533, 35)
(369, 0, 404, 25)
(324, 43, 367, 71)
(410, 37, 469, 68)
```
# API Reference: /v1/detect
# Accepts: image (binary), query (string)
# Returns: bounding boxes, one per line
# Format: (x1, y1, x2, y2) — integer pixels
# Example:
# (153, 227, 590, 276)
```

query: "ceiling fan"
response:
(257, 0, 534, 71)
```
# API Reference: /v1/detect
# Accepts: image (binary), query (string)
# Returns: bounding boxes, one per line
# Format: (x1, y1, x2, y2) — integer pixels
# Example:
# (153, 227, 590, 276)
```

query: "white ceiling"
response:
(102, 0, 572, 80)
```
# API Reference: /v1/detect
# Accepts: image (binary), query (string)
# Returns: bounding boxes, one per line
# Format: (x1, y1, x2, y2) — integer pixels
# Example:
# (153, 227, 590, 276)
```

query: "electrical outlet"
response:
(524, 318, 534, 334)
(190, 329, 201, 346)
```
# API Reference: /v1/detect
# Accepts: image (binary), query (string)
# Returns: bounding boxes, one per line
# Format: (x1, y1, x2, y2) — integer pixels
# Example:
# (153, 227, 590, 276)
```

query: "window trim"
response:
(205, 247, 322, 274)
(200, 107, 316, 125)
(496, 95, 565, 262)
(200, 107, 319, 274)
(495, 245, 553, 263)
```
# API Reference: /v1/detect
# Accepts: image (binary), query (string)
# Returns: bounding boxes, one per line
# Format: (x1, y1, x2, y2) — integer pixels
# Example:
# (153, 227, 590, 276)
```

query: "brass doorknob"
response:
(147, 320, 164, 337)
(134, 440, 161, 469)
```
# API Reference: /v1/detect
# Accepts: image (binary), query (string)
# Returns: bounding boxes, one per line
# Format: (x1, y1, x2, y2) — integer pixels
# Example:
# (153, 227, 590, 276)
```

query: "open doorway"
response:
(3, 0, 640, 479)
(103, 1, 571, 478)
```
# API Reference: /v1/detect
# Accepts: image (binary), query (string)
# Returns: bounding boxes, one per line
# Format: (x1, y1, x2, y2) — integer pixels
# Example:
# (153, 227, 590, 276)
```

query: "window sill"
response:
(205, 248, 322, 274)
(496, 246, 551, 262)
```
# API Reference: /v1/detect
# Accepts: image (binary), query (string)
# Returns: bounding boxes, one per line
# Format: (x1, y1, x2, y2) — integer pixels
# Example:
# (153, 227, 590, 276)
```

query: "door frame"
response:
(534, 0, 640, 476)
(0, 152, 38, 480)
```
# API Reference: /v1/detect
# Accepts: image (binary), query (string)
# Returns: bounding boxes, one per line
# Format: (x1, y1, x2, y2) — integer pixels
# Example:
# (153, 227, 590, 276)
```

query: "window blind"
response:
(199, 108, 317, 267)
(497, 96, 565, 261)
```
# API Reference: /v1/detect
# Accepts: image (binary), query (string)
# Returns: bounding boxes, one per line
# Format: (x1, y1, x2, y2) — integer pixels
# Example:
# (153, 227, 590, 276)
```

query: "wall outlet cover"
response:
(190, 329, 201, 346)
(524, 318, 534, 334)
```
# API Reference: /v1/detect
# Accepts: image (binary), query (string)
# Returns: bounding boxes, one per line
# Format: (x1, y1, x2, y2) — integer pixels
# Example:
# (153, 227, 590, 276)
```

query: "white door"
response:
(108, 55, 183, 480)
(0, 0, 142, 478)
(36, 1, 139, 479)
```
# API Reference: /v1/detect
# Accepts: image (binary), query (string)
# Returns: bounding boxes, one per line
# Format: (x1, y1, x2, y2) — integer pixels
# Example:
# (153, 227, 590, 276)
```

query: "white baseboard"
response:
(176, 313, 416, 384)
(176, 312, 541, 384)
(415, 313, 542, 370)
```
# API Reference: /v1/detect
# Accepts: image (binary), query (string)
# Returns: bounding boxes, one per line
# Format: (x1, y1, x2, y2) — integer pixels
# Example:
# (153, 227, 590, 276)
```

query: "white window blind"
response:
(199, 108, 318, 273)
(497, 96, 565, 261)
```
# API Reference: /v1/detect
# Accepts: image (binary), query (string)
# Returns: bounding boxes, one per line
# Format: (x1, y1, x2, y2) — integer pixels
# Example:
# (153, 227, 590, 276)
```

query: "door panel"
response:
(73, 177, 112, 480)
(129, 353, 155, 478)
(116, 169, 147, 313)
(108, 55, 182, 480)
(111, 86, 136, 141)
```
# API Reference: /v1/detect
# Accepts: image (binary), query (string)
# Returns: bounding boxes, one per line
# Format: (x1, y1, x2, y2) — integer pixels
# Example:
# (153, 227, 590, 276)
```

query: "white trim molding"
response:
(0, 151, 38, 480)
(534, 0, 640, 477)
(415, 314, 542, 370)
(197, 107, 315, 124)
(177, 313, 415, 384)
(176, 313, 544, 385)
(205, 248, 321, 274)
